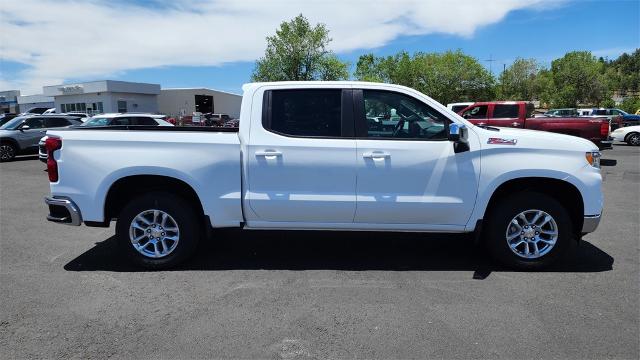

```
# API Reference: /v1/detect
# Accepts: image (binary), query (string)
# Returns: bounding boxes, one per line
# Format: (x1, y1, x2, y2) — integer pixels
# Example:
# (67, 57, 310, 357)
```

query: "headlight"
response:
(585, 151, 601, 169)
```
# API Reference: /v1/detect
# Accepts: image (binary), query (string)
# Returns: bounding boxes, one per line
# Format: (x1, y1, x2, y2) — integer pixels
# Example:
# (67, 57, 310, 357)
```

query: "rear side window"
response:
(45, 118, 71, 128)
(132, 117, 157, 125)
(493, 104, 519, 118)
(24, 117, 46, 128)
(266, 89, 342, 137)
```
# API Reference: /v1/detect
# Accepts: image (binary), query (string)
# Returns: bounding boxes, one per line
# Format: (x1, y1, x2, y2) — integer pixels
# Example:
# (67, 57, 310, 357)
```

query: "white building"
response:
(17, 94, 54, 112)
(43, 80, 160, 115)
(0, 90, 20, 113)
(158, 88, 242, 118)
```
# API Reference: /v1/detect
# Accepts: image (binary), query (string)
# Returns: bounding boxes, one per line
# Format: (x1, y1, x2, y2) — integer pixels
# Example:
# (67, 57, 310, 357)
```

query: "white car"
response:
(610, 125, 640, 146)
(81, 113, 174, 127)
(43, 81, 603, 270)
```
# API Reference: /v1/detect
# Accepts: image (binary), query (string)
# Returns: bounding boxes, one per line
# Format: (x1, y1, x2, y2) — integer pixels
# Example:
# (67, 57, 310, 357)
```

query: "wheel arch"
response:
(624, 131, 640, 142)
(0, 137, 20, 150)
(483, 177, 584, 237)
(104, 175, 206, 224)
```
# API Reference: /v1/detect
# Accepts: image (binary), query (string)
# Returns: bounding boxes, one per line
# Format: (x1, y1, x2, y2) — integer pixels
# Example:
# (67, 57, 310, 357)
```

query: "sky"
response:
(1, 0, 639, 95)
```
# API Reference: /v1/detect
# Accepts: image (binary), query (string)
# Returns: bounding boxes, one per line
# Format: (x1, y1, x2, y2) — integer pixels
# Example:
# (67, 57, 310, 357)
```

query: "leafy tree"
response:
(550, 51, 607, 107)
(620, 96, 640, 114)
(252, 14, 349, 82)
(498, 58, 541, 100)
(354, 50, 494, 105)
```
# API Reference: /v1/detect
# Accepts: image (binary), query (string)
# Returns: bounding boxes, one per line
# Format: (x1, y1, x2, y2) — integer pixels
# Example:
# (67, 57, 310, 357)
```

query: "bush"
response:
(620, 97, 640, 113)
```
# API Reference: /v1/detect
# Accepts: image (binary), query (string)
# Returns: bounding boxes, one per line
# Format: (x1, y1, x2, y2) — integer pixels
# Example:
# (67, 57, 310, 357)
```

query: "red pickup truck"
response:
(459, 101, 612, 149)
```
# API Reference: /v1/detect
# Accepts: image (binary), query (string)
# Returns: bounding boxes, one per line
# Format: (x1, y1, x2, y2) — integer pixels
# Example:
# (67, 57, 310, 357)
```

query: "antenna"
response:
(484, 54, 497, 76)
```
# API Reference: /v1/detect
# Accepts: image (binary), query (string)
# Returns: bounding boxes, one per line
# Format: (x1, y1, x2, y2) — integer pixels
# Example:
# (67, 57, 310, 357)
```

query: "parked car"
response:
(544, 108, 578, 117)
(43, 82, 603, 271)
(0, 115, 83, 161)
(204, 113, 232, 126)
(81, 113, 175, 127)
(222, 119, 239, 128)
(458, 101, 612, 149)
(0, 113, 18, 126)
(610, 125, 640, 146)
(446, 102, 474, 113)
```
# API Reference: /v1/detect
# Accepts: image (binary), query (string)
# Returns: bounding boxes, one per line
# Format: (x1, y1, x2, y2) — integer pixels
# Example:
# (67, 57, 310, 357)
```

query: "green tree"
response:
(619, 96, 640, 114)
(550, 51, 607, 107)
(354, 50, 494, 105)
(251, 14, 349, 82)
(498, 58, 541, 100)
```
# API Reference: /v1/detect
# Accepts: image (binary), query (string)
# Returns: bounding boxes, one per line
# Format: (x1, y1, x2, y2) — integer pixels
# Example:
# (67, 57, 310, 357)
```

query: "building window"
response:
(117, 100, 127, 113)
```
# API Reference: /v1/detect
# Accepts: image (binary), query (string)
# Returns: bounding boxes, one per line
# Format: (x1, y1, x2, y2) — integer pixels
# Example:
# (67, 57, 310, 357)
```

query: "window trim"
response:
(261, 88, 355, 139)
(353, 89, 450, 141)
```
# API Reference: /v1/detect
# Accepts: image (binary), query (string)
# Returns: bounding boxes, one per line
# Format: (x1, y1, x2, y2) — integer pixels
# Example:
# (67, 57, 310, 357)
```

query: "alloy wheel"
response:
(505, 209, 558, 259)
(129, 209, 180, 258)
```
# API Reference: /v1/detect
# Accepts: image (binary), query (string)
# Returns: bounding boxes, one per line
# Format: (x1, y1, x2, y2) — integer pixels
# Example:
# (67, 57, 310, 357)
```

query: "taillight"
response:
(600, 122, 609, 137)
(45, 136, 62, 182)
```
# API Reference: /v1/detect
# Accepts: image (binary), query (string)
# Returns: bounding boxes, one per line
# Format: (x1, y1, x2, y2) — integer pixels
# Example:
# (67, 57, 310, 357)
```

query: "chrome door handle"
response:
(511, 122, 521, 127)
(255, 150, 282, 157)
(363, 151, 390, 160)
(477, 122, 487, 126)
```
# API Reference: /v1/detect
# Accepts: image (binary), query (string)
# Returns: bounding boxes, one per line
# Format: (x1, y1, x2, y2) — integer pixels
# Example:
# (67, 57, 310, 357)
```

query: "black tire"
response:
(625, 132, 640, 146)
(483, 192, 574, 270)
(0, 142, 17, 162)
(116, 191, 201, 269)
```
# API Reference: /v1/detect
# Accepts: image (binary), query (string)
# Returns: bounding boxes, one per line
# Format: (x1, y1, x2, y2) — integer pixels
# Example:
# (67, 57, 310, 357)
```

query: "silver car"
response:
(0, 115, 83, 162)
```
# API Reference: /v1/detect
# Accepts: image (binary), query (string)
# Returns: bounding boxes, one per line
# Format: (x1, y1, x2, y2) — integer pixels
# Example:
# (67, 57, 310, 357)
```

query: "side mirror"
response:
(449, 123, 469, 153)
(20, 125, 30, 131)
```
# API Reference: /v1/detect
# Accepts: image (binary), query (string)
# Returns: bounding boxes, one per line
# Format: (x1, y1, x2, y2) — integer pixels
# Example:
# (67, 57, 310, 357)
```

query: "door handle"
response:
(511, 122, 521, 127)
(477, 122, 487, 126)
(255, 150, 282, 158)
(363, 151, 390, 160)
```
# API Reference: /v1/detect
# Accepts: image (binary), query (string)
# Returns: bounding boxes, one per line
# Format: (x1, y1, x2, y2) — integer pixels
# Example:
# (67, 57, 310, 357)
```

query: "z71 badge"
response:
(487, 138, 517, 145)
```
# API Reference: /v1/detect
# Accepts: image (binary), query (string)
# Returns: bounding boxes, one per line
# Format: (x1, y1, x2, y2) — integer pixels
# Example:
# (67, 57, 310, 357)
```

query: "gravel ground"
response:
(0, 145, 638, 359)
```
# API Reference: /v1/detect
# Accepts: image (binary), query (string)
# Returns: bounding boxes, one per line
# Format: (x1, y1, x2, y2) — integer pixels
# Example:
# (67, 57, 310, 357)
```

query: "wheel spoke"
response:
(530, 211, 543, 225)
(131, 222, 146, 231)
(132, 233, 147, 243)
(532, 242, 540, 256)
(510, 240, 525, 249)
(161, 213, 168, 227)
(540, 215, 552, 226)
(523, 242, 530, 256)
(510, 219, 522, 231)
(507, 231, 521, 241)
(136, 214, 151, 225)
(153, 210, 160, 224)
(540, 229, 557, 236)
(153, 242, 160, 257)
(161, 239, 170, 253)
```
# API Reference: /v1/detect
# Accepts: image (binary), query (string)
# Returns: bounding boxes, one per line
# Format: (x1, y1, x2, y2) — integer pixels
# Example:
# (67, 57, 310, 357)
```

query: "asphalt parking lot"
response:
(1, 145, 638, 359)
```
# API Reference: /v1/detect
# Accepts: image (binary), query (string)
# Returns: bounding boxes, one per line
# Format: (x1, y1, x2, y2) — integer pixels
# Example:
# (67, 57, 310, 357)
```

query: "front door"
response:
(16, 117, 47, 149)
(354, 89, 479, 227)
(246, 88, 357, 224)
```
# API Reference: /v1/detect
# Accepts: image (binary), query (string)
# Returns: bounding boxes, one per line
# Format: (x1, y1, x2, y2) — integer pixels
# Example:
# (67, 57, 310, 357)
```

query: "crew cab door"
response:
(488, 103, 524, 128)
(353, 89, 479, 228)
(245, 88, 357, 224)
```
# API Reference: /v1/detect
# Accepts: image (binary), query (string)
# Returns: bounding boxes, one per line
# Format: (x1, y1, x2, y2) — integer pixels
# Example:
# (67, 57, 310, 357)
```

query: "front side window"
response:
(462, 105, 488, 119)
(23, 117, 45, 129)
(266, 90, 342, 137)
(363, 90, 447, 140)
(493, 104, 519, 118)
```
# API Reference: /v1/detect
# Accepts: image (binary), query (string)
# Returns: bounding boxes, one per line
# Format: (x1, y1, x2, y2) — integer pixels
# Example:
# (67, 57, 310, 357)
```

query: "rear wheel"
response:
(0, 143, 16, 162)
(484, 192, 574, 270)
(625, 132, 640, 146)
(116, 192, 201, 269)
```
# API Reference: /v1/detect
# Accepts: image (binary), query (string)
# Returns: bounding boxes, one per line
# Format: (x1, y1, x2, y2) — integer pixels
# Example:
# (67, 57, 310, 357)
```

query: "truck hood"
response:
(475, 126, 598, 152)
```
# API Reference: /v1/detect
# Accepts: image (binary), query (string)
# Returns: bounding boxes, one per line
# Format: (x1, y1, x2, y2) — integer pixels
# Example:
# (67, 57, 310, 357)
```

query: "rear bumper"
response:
(597, 138, 613, 150)
(44, 196, 82, 226)
(582, 214, 601, 233)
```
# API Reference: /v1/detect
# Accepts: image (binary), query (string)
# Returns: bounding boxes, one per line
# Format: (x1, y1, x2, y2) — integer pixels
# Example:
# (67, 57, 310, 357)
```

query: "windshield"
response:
(0, 116, 27, 130)
(81, 117, 110, 127)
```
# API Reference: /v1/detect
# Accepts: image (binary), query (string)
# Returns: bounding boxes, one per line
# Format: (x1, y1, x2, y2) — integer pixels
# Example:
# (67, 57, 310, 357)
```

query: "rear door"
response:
(488, 103, 523, 128)
(245, 87, 357, 224)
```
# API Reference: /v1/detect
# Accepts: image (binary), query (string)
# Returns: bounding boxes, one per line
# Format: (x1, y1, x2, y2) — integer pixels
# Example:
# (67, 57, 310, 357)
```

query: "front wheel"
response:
(116, 192, 201, 269)
(626, 132, 640, 146)
(484, 192, 574, 270)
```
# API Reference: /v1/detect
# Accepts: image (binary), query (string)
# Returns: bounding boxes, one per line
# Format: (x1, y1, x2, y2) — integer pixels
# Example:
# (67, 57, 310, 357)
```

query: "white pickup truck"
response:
(44, 82, 603, 270)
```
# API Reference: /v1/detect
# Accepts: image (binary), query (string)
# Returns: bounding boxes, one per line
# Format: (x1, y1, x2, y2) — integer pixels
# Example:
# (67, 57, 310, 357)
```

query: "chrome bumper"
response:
(44, 196, 82, 226)
(582, 214, 601, 233)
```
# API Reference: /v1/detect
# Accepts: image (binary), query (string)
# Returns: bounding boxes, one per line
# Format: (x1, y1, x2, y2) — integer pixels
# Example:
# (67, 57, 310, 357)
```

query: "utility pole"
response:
(484, 54, 497, 76)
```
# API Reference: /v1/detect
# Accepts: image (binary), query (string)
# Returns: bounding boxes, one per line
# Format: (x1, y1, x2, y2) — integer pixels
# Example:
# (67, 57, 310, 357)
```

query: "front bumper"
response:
(44, 196, 82, 226)
(582, 214, 601, 233)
